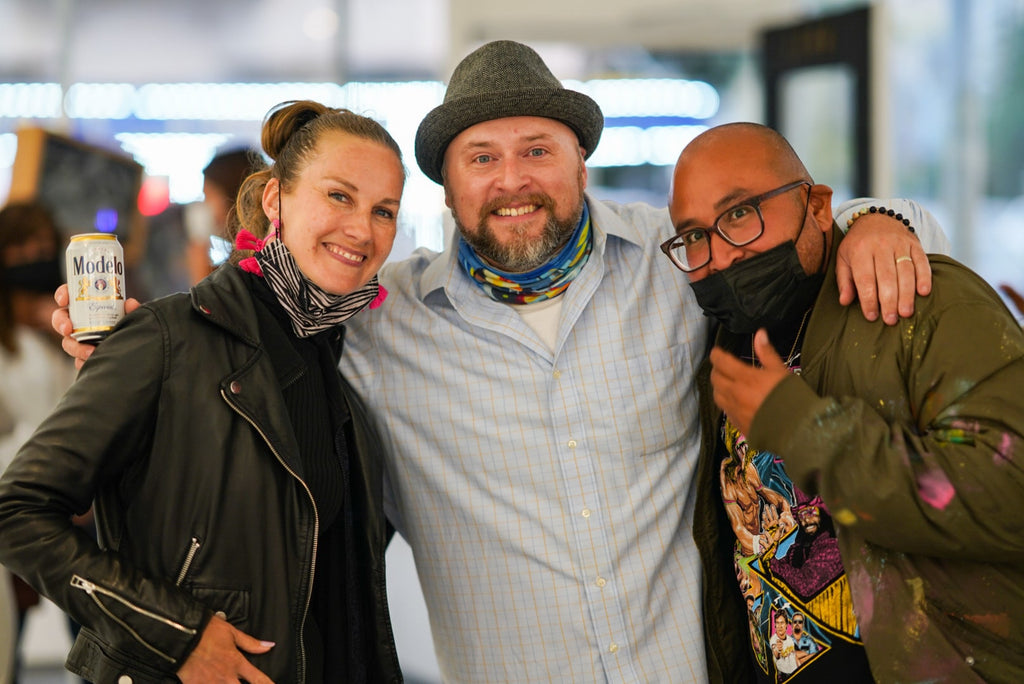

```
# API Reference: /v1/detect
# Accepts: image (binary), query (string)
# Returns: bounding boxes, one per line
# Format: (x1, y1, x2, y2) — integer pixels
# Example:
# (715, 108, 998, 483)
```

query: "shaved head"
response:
(675, 123, 811, 191)
(668, 121, 834, 282)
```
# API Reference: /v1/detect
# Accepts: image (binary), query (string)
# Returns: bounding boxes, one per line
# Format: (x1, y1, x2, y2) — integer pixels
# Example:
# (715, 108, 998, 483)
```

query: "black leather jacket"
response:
(0, 265, 400, 683)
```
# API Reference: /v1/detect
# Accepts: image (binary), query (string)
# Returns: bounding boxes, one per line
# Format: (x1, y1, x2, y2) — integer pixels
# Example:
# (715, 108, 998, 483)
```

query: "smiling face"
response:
(774, 613, 789, 639)
(442, 116, 587, 272)
(262, 130, 404, 295)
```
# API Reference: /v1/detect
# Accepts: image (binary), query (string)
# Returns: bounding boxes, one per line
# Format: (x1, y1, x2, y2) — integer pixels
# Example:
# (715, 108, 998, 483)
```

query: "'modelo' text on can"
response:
(66, 233, 126, 342)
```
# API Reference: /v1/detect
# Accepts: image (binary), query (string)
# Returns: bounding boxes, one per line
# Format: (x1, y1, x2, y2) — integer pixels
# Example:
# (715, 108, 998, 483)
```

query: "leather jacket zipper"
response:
(70, 574, 196, 663)
(222, 387, 319, 684)
(175, 536, 201, 586)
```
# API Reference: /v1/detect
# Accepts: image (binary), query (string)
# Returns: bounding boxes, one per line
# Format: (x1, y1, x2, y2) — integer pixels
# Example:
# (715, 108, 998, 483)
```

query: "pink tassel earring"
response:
(236, 219, 279, 277)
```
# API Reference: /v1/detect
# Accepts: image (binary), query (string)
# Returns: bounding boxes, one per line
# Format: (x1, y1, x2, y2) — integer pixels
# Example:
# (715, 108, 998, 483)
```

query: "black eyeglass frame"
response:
(660, 180, 812, 273)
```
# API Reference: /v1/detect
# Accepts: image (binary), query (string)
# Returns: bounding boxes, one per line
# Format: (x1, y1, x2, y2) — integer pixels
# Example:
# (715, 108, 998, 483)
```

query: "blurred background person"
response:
(0, 201, 76, 684)
(183, 147, 259, 285)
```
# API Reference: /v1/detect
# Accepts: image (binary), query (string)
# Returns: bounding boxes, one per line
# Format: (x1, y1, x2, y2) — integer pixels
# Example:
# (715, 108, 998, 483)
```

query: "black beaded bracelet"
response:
(846, 205, 916, 233)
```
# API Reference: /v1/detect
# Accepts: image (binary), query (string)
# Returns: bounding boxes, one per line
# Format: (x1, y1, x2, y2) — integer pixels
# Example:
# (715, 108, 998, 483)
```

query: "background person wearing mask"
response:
(184, 147, 260, 285)
(0, 201, 76, 684)
(0, 201, 73, 472)
(0, 101, 405, 684)
(668, 122, 1024, 683)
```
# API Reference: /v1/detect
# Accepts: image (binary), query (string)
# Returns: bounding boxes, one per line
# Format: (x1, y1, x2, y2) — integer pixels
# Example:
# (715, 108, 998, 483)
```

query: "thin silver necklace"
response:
(752, 307, 811, 371)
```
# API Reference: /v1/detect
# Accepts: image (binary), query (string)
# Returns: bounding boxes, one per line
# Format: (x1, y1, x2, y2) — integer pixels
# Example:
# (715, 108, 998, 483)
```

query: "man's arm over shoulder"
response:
(836, 197, 953, 255)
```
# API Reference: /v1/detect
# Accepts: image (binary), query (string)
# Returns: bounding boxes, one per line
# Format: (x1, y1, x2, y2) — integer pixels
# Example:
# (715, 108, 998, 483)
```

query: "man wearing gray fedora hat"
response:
(56, 39, 950, 682)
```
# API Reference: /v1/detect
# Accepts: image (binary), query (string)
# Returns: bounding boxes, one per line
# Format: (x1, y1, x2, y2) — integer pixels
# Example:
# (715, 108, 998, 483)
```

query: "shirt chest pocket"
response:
(573, 343, 697, 456)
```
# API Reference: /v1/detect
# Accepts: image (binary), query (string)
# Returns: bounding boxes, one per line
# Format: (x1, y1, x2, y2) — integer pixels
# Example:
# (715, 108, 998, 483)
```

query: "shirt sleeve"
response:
(836, 197, 953, 256)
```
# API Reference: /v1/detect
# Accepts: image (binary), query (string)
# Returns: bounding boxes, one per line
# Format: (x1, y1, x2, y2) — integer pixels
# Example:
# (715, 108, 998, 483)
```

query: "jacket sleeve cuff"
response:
(175, 608, 215, 670)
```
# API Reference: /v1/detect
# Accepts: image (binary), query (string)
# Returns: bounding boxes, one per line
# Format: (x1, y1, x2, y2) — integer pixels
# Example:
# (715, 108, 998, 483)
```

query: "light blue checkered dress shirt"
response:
(339, 194, 946, 683)
(341, 196, 708, 683)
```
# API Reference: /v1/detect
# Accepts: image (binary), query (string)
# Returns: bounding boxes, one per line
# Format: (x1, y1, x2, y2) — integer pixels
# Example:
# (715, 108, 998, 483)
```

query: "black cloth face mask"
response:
(689, 240, 824, 334)
(1, 256, 64, 294)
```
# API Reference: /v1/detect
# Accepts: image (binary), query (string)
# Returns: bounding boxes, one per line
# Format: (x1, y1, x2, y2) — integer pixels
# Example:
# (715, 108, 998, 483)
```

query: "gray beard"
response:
(453, 196, 584, 273)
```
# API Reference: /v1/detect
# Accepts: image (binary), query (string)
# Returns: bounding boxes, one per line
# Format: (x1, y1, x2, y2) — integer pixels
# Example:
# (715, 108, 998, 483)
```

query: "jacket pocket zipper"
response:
(70, 574, 196, 663)
(175, 537, 201, 586)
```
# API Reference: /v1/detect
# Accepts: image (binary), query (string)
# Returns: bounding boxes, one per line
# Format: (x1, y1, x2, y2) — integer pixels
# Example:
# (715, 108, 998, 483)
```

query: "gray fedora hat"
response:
(415, 40, 605, 185)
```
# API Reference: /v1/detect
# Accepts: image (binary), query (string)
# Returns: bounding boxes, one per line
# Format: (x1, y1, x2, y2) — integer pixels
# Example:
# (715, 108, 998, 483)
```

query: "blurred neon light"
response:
(0, 78, 719, 206)
(0, 78, 717, 127)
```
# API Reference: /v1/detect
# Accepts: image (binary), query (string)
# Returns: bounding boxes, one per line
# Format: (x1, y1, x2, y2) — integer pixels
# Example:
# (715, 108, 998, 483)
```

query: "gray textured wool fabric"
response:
(414, 40, 605, 184)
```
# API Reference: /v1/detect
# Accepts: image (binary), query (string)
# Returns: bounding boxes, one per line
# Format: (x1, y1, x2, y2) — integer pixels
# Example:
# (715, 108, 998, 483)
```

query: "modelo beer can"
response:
(66, 233, 126, 342)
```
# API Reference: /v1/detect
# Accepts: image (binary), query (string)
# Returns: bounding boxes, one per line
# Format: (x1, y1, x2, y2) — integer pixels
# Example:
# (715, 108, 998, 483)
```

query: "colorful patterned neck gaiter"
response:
(456, 203, 592, 305)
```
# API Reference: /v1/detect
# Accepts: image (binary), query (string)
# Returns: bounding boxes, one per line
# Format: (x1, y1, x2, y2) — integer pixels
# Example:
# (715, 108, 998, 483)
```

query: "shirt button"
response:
(118, 676, 133, 684)
(608, 643, 619, 654)
(965, 656, 976, 667)
(230, 381, 242, 394)
(567, 439, 577, 449)
(553, 370, 562, 379)
(596, 577, 607, 587)
(581, 508, 591, 518)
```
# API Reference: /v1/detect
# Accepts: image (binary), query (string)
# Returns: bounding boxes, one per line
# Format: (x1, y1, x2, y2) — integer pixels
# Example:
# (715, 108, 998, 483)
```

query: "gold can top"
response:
(69, 233, 119, 242)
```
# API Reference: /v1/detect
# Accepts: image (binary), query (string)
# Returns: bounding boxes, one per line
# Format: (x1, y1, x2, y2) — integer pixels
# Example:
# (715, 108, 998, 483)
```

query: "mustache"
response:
(480, 194, 554, 218)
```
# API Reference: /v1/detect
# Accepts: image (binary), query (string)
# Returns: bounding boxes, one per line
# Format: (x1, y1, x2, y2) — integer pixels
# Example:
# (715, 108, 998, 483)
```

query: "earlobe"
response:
(262, 178, 280, 224)
(809, 184, 834, 232)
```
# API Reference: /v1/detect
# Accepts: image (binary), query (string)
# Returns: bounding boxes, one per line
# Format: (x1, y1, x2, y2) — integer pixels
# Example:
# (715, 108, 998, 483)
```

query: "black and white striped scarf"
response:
(254, 239, 380, 338)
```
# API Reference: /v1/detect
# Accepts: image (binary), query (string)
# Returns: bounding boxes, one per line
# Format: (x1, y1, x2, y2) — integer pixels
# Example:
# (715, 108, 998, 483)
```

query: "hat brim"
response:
(414, 88, 604, 185)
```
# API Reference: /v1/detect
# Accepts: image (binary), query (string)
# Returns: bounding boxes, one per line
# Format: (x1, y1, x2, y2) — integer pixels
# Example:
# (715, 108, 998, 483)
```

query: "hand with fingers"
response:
(177, 615, 277, 684)
(709, 329, 790, 437)
(835, 212, 931, 325)
(53, 283, 142, 369)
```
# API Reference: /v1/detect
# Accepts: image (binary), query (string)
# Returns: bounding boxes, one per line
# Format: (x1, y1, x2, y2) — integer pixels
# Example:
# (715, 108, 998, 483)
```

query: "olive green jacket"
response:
(695, 227, 1024, 683)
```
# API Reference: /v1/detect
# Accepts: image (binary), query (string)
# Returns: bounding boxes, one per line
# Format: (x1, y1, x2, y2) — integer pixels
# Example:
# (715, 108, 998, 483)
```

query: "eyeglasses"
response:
(660, 180, 811, 273)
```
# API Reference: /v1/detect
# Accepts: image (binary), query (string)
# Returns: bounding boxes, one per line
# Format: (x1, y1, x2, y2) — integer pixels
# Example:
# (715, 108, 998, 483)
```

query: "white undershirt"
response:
(512, 297, 564, 353)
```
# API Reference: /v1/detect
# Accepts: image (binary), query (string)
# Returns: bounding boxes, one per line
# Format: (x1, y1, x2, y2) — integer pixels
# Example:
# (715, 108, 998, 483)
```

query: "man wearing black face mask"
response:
(666, 123, 1024, 684)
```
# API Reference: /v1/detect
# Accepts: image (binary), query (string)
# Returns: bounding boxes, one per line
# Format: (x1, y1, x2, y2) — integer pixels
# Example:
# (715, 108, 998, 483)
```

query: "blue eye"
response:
(528, 148, 546, 157)
(473, 154, 493, 164)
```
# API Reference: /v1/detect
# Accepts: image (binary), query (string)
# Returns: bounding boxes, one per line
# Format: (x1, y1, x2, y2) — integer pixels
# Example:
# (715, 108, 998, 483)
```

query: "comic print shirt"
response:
(718, 371, 876, 682)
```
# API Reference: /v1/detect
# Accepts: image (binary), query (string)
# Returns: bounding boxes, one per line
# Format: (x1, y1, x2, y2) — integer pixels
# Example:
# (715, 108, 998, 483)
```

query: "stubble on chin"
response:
(455, 196, 583, 273)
